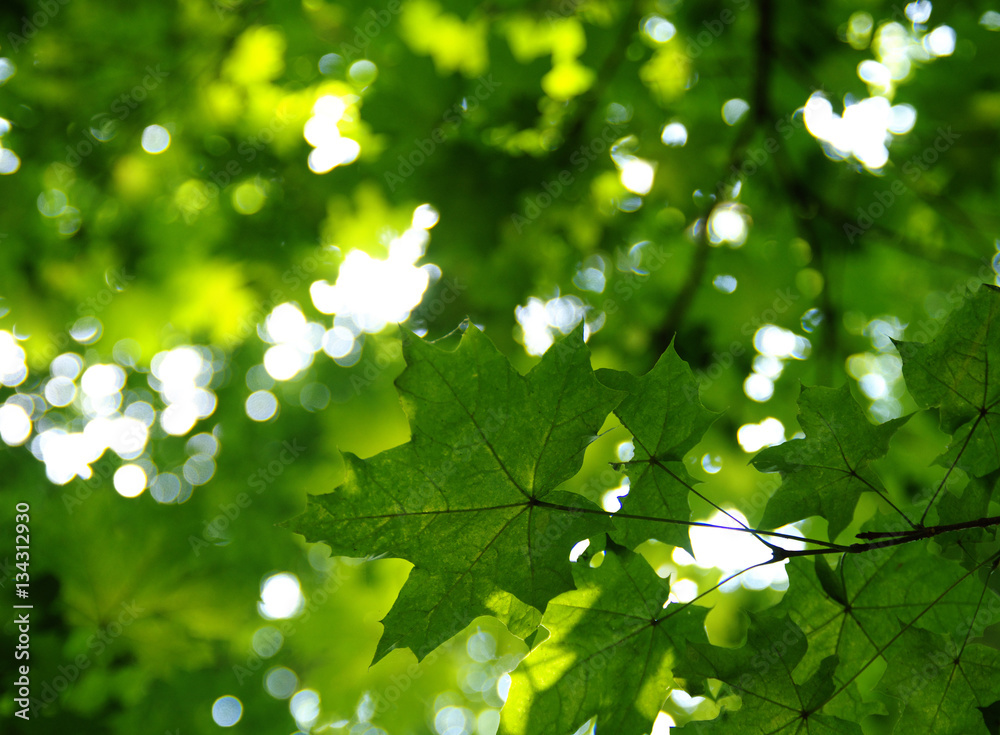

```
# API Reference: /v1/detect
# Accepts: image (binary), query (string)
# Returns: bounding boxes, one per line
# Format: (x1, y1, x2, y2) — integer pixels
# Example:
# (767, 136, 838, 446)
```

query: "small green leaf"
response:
(597, 342, 721, 551)
(501, 546, 705, 735)
(682, 612, 863, 734)
(896, 285, 1000, 479)
(773, 541, 1000, 724)
(813, 556, 847, 607)
(877, 625, 1000, 735)
(752, 383, 909, 538)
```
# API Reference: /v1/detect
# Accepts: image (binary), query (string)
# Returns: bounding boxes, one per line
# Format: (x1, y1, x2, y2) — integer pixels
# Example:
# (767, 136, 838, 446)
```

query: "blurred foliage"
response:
(0, 0, 998, 733)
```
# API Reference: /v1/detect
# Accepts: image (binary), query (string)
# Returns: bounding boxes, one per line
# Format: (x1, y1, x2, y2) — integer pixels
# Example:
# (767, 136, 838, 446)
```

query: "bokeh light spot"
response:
(259, 572, 304, 619)
(737, 417, 785, 452)
(150, 472, 182, 503)
(708, 204, 749, 247)
(70, 316, 103, 345)
(290, 689, 320, 729)
(252, 625, 284, 657)
(349, 59, 378, 85)
(690, 510, 804, 590)
(114, 464, 147, 498)
(744, 372, 775, 402)
(713, 274, 737, 293)
(265, 667, 299, 699)
(660, 121, 688, 146)
(924, 25, 956, 56)
(0, 58, 14, 85)
(246, 390, 278, 421)
(722, 98, 750, 125)
(141, 124, 171, 154)
(211, 696, 243, 727)
(0, 403, 31, 446)
(0, 330, 27, 386)
(310, 223, 433, 333)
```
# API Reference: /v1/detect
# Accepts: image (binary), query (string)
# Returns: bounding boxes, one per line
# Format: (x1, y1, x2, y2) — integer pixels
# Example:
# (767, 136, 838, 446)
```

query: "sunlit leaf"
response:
(502, 546, 705, 735)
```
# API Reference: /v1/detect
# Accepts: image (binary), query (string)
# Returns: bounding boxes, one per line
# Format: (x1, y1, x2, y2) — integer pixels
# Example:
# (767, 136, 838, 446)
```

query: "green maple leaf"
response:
(877, 625, 1000, 735)
(896, 284, 1000, 480)
(596, 343, 720, 551)
(751, 383, 909, 538)
(288, 325, 621, 662)
(680, 611, 863, 734)
(935, 472, 995, 529)
(501, 545, 706, 735)
(771, 540, 1000, 724)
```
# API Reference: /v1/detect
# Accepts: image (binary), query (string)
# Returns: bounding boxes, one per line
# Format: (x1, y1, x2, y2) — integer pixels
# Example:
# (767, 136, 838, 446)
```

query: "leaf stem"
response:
(919, 410, 983, 526)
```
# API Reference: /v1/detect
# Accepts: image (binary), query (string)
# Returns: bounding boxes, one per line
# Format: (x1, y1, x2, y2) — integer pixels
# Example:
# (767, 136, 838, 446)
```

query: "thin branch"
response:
(856, 513, 1000, 542)
(656, 0, 776, 346)
(535, 499, 849, 550)
(550, 0, 642, 170)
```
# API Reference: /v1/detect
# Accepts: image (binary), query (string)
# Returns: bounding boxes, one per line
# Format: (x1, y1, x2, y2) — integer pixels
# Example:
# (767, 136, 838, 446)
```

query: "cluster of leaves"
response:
(292, 284, 1000, 735)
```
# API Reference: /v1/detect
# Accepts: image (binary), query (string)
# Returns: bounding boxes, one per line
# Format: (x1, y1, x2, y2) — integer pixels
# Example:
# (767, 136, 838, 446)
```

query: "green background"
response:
(0, 0, 998, 733)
